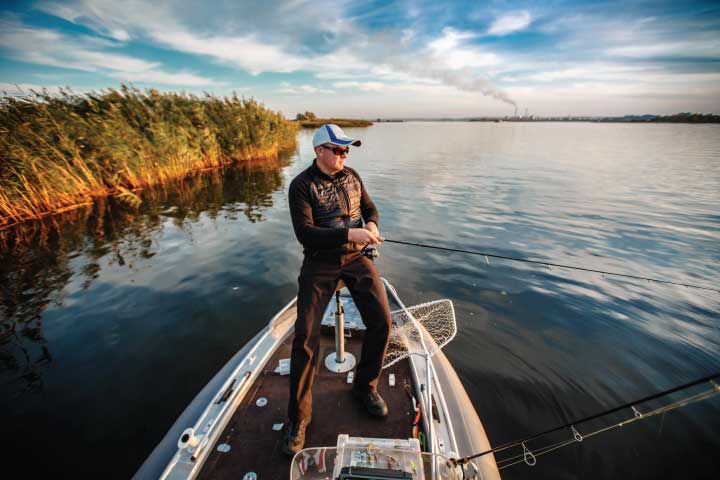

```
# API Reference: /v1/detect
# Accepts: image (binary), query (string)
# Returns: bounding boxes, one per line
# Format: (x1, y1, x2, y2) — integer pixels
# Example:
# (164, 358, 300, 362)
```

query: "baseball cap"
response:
(312, 124, 362, 148)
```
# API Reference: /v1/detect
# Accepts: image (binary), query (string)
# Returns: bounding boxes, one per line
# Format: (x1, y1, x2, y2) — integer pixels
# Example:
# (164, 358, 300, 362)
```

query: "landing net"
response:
(383, 299, 457, 369)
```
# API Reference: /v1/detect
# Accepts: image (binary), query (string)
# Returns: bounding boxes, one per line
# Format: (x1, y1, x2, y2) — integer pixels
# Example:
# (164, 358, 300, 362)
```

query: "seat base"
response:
(324, 352, 356, 373)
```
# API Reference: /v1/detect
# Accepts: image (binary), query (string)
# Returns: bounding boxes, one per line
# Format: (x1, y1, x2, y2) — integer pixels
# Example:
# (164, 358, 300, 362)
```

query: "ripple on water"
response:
(2, 123, 719, 479)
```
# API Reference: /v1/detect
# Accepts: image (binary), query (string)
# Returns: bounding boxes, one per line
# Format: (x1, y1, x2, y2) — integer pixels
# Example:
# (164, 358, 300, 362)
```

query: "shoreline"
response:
(297, 118, 373, 128)
(0, 151, 293, 232)
(0, 86, 298, 230)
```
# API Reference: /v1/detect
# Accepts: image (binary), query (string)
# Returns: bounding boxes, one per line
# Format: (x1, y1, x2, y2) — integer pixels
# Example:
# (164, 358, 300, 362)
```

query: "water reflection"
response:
(348, 122, 720, 479)
(0, 154, 292, 392)
(1, 123, 719, 479)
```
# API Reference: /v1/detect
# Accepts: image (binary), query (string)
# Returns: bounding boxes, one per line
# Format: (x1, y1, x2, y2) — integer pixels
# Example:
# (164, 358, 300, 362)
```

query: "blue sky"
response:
(1, 0, 718, 117)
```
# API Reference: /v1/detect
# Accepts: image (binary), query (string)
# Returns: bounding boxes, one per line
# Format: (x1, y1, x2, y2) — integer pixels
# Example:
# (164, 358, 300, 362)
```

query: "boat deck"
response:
(197, 329, 418, 480)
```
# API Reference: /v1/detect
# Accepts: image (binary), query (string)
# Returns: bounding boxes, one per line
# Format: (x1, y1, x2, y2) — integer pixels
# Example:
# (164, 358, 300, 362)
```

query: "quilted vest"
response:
(308, 163, 364, 230)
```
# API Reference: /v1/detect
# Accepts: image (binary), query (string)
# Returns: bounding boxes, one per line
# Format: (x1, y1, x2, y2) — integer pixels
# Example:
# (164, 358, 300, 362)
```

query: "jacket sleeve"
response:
(289, 175, 349, 248)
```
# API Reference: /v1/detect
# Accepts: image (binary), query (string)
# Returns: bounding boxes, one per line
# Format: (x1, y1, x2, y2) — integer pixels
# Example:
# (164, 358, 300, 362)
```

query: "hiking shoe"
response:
(352, 389, 389, 417)
(281, 416, 311, 456)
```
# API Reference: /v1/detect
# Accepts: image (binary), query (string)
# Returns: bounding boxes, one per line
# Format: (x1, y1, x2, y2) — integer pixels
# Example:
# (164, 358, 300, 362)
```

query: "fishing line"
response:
(382, 238, 719, 293)
(453, 372, 720, 466)
(495, 385, 719, 470)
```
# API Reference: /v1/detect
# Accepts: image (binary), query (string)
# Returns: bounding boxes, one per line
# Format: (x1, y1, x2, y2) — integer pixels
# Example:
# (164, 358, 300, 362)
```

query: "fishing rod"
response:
(382, 238, 719, 294)
(452, 371, 720, 467)
(494, 384, 719, 470)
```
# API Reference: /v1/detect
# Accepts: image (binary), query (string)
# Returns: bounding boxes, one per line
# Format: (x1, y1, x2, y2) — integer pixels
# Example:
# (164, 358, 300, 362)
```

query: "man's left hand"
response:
(364, 221, 380, 239)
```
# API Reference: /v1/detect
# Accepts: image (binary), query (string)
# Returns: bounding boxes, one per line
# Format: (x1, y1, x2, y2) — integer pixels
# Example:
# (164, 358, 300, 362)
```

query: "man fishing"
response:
(283, 124, 393, 456)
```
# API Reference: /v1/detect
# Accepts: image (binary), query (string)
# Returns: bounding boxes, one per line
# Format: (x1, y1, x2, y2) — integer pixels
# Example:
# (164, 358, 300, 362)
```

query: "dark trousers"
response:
(287, 251, 392, 422)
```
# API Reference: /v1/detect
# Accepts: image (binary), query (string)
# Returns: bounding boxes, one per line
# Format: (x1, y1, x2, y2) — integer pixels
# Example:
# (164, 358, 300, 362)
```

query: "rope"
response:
(495, 385, 719, 470)
(453, 372, 720, 465)
(382, 238, 719, 293)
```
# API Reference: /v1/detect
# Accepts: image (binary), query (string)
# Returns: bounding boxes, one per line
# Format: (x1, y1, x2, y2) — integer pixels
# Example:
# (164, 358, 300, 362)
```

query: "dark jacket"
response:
(289, 160, 379, 255)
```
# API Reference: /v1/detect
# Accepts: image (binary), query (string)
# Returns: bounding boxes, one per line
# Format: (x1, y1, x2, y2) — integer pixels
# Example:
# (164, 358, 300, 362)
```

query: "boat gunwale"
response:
(159, 296, 298, 480)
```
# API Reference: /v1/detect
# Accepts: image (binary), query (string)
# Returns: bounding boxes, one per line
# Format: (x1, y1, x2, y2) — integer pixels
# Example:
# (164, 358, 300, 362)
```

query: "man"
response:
(283, 124, 393, 456)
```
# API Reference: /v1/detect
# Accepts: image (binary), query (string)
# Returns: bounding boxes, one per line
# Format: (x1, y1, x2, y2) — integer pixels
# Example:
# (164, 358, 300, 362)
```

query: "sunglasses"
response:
(320, 144, 350, 156)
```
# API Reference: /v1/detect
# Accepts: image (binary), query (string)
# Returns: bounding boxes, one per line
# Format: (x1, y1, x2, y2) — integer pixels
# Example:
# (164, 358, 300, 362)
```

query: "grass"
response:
(0, 85, 298, 229)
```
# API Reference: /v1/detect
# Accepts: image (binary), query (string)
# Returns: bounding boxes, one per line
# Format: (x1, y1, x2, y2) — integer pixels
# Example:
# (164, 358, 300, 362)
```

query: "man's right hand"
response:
(348, 228, 380, 245)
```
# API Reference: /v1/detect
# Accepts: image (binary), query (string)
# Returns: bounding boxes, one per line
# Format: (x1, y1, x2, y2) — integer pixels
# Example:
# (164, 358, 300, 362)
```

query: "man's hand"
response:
(349, 227, 380, 245)
(364, 221, 380, 238)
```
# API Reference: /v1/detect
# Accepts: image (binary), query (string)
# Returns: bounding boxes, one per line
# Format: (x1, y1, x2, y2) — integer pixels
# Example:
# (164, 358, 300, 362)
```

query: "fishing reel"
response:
(361, 234, 383, 261)
(362, 244, 379, 260)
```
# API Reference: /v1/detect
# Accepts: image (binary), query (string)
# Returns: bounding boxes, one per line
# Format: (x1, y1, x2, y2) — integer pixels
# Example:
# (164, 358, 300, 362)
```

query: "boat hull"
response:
(138, 286, 500, 479)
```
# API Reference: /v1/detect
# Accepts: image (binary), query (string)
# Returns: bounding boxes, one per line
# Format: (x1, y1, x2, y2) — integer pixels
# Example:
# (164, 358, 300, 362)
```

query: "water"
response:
(1, 122, 718, 479)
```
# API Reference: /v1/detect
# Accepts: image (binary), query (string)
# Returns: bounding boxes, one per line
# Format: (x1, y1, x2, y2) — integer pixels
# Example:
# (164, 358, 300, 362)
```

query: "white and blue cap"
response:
(312, 124, 362, 148)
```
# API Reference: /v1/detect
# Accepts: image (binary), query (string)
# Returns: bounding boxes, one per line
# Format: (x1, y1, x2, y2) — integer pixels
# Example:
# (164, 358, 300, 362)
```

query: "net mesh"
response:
(383, 299, 457, 369)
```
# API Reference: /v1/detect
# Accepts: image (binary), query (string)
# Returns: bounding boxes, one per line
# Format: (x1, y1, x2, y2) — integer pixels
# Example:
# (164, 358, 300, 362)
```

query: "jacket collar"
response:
(311, 159, 346, 181)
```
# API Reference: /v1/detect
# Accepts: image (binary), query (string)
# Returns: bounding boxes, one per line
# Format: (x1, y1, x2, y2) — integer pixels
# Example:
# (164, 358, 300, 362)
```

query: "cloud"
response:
(34, 0, 344, 73)
(333, 81, 385, 91)
(33, 0, 516, 107)
(554, 82, 720, 100)
(401, 28, 416, 46)
(542, 11, 720, 61)
(607, 39, 720, 59)
(110, 69, 216, 86)
(488, 11, 532, 36)
(0, 19, 219, 87)
(35, 0, 133, 41)
(516, 63, 720, 84)
(485, 10, 720, 103)
(428, 28, 500, 69)
(21, 0, 718, 116)
(517, 63, 651, 82)
(428, 27, 476, 52)
(150, 30, 309, 76)
(278, 82, 335, 94)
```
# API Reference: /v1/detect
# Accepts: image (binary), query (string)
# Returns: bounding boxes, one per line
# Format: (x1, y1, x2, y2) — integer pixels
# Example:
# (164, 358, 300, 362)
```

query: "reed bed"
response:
(0, 85, 298, 229)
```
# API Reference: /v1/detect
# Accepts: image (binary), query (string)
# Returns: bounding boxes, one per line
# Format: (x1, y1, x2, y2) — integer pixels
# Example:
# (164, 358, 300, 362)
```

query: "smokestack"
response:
(514, 106, 518, 117)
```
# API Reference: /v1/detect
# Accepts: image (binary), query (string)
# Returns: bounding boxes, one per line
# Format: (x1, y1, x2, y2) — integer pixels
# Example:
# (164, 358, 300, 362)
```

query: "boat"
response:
(135, 277, 500, 480)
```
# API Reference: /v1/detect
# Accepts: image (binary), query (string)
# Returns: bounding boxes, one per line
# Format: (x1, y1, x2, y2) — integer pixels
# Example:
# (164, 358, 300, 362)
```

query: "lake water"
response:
(1, 122, 718, 479)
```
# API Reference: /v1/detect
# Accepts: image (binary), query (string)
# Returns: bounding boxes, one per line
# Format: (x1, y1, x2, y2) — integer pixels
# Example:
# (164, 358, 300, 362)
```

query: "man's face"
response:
(315, 143, 350, 175)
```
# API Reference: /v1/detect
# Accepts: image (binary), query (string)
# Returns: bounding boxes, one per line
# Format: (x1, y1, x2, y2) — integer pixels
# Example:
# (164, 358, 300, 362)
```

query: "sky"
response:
(1, 0, 719, 117)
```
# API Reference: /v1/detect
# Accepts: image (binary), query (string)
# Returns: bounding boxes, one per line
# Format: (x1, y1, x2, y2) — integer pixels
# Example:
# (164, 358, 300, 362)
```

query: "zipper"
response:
(335, 179, 351, 219)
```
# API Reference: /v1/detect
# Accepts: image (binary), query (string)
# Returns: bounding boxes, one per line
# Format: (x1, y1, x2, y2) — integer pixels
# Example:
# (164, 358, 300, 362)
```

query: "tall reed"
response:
(0, 85, 298, 228)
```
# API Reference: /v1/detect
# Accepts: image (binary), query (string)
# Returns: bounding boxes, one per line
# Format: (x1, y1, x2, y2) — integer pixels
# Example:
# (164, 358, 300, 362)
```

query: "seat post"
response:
(334, 290, 345, 363)
(324, 280, 356, 373)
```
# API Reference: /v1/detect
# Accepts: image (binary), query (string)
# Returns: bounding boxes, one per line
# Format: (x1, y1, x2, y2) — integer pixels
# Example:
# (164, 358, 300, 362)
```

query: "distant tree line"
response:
(294, 111, 372, 128)
(650, 113, 720, 123)
(295, 111, 317, 121)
